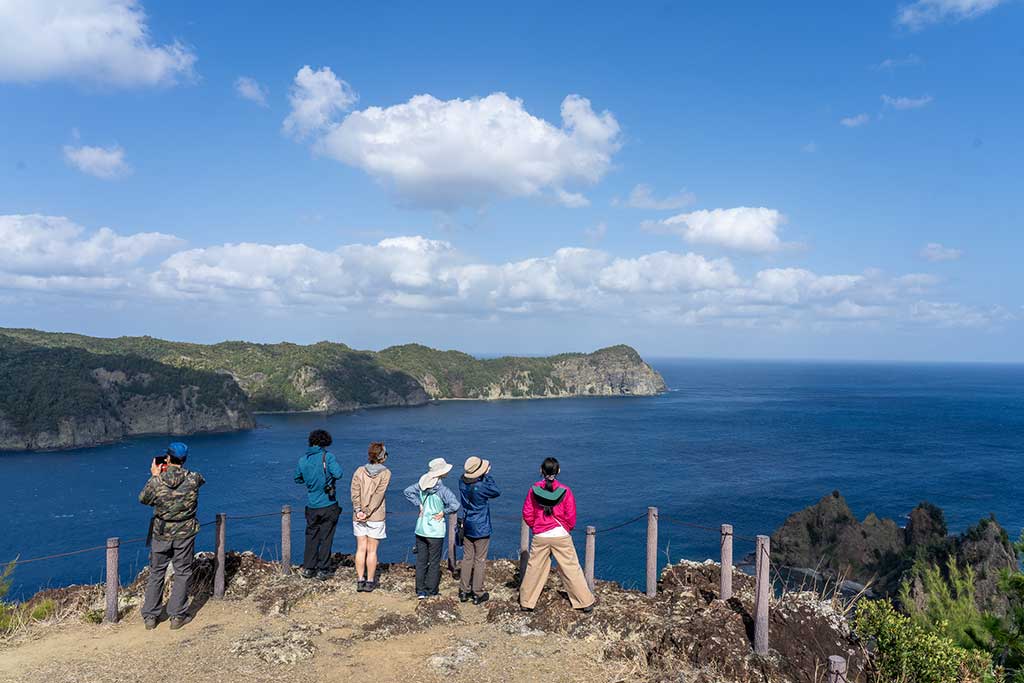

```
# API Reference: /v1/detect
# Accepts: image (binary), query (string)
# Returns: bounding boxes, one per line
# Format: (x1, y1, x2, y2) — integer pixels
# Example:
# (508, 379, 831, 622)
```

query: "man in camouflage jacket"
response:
(139, 442, 205, 630)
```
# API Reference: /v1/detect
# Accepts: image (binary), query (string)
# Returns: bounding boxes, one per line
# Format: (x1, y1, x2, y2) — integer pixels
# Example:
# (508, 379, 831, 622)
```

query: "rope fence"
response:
(4, 501, 851, 675)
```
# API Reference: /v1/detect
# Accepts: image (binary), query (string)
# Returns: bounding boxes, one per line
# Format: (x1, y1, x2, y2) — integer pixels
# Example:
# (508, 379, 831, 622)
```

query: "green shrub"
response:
(83, 609, 104, 625)
(855, 599, 997, 683)
(28, 599, 55, 622)
(901, 556, 989, 650)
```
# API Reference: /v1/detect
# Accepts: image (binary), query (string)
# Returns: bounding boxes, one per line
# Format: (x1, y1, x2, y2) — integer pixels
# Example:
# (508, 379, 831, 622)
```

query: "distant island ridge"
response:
(0, 328, 666, 451)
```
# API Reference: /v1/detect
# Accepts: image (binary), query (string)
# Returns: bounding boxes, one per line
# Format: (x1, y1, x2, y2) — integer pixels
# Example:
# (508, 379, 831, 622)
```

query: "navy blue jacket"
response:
(458, 473, 501, 539)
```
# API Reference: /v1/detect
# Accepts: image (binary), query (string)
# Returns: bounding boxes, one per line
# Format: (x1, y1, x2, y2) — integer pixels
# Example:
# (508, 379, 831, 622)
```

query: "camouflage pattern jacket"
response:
(139, 467, 206, 541)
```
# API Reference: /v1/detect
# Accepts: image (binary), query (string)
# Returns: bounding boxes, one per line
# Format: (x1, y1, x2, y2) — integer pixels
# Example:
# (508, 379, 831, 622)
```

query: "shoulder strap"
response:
(322, 450, 328, 480)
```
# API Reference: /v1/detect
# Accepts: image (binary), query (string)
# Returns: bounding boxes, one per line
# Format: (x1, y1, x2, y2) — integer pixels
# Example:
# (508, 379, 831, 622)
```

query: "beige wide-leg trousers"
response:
(519, 534, 595, 609)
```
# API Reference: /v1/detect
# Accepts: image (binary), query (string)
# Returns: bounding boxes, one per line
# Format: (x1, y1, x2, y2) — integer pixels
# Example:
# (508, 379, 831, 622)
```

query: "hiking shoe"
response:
(356, 580, 367, 592)
(143, 618, 158, 630)
(316, 570, 333, 581)
(417, 593, 428, 600)
(459, 590, 473, 603)
(364, 580, 377, 593)
(520, 606, 534, 612)
(578, 604, 594, 614)
(473, 592, 490, 605)
(301, 568, 316, 579)
(169, 615, 192, 630)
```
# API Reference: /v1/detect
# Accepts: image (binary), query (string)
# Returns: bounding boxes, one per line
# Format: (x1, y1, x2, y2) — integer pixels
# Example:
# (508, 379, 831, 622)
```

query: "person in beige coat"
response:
(350, 442, 391, 592)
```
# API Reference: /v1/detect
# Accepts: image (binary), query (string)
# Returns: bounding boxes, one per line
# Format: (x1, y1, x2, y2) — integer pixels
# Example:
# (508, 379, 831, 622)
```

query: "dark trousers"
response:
(142, 535, 195, 620)
(415, 534, 444, 595)
(304, 504, 340, 572)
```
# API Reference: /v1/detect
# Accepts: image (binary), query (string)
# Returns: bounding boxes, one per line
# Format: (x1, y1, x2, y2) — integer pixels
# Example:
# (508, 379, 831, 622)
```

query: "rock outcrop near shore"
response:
(0, 328, 666, 451)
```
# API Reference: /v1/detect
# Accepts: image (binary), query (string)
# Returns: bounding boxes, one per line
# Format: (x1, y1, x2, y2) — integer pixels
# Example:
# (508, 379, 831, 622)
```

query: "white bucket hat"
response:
(418, 457, 453, 490)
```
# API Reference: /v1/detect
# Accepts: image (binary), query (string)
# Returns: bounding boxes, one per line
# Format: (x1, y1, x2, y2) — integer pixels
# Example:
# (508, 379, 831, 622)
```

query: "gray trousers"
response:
(142, 535, 195, 620)
(459, 536, 490, 594)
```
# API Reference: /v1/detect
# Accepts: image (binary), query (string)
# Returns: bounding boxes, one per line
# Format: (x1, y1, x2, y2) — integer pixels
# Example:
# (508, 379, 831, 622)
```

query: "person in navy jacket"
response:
(457, 456, 501, 604)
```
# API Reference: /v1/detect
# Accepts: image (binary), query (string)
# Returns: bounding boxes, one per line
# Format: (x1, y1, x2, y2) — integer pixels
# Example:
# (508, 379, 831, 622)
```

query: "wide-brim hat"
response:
(463, 456, 490, 478)
(419, 457, 453, 490)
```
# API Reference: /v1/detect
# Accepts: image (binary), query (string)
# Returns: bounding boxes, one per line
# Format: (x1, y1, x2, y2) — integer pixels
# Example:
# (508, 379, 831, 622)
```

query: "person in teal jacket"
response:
(294, 429, 343, 580)
(403, 458, 460, 598)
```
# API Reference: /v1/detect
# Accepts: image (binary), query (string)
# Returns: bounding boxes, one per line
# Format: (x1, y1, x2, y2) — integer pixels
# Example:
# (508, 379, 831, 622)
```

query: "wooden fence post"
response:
(104, 537, 119, 623)
(584, 526, 596, 592)
(646, 507, 658, 597)
(720, 524, 733, 601)
(827, 655, 848, 683)
(281, 505, 291, 576)
(447, 512, 457, 575)
(754, 534, 770, 655)
(518, 520, 530, 584)
(214, 513, 226, 599)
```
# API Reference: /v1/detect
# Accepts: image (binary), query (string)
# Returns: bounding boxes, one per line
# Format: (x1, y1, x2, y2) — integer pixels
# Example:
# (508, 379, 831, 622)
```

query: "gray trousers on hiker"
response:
(460, 536, 490, 594)
(142, 535, 196, 620)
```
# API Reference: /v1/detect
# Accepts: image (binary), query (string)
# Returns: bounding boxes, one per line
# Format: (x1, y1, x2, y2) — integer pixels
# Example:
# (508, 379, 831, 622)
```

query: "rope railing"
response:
(4, 501, 852, 675)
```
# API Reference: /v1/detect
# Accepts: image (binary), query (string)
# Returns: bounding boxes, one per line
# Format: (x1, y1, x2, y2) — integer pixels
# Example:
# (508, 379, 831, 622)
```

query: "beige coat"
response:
(350, 465, 391, 522)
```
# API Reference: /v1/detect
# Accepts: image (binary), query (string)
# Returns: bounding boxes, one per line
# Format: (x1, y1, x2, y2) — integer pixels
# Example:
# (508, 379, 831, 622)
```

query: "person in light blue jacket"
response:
(403, 458, 460, 599)
(294, 429, 343, 580)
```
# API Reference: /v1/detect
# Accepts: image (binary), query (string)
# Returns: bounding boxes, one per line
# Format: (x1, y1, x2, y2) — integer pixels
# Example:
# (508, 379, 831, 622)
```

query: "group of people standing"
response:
(137, 429, 594, 630)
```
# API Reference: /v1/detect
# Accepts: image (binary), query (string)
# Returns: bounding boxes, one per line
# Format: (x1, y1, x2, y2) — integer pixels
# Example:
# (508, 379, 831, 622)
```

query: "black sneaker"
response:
(144, 618, 157, 630)
(459, 590, 473, 603)
(364, 580, 377, 592)
(316, 570, 333, 581)
(473, 592, 490, 605)
(169, 615, 193, 630)
(520, 606, 534, 612)
(578, 604, 594, 614)
(356, 580, 367, 592)
(301, 568, 316, 579)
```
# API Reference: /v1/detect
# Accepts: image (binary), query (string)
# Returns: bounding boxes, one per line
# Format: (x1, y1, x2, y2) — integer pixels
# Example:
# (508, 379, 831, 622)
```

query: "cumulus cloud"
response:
(0, 214, 181, 292)
(651, 207, 787, 253)
(282, 66, 358, 139)
(841, 113, 871, 128)
(0, 0, 196, 87)
(284, 68, 622, 210)
(921, 242, 962, 262)
(63, 144, 131, 179)
(235, 76, 268, 107)
(882, 94, 934, 110)
(614, 184, 696, 210)
(897, 0, 1005, 29)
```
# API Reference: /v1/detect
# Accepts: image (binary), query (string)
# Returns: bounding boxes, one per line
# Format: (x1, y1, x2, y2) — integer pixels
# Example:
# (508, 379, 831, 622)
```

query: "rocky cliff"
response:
(0, 337, 255, 451)
(770, 491, 1018, 614)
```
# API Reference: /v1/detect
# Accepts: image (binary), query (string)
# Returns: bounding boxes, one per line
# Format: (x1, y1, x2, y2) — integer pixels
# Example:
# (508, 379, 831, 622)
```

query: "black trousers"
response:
(304, 504, 340, 572)
(415, 534, 444, 595)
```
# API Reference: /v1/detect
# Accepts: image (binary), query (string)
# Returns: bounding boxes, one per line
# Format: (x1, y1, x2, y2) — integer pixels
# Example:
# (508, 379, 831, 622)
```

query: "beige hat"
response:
(418, 457, 453, 490)
(463, 456, 490, 478)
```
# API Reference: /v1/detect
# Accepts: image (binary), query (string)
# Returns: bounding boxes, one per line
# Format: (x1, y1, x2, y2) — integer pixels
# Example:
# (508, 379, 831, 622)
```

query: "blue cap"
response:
(167, 442, 189, 461)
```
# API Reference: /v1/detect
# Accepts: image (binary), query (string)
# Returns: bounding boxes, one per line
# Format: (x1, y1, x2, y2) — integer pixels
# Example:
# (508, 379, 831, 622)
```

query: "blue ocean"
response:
(3, 359, 1023, 600)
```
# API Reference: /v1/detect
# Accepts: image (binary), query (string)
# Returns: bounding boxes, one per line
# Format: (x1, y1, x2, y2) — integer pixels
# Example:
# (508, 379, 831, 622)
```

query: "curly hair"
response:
(368, 442, 387, 464)
(308, 429, 333, 448)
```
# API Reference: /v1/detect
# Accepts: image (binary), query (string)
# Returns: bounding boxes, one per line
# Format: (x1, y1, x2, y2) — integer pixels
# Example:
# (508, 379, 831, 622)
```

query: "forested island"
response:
(0, 328, 666, 451)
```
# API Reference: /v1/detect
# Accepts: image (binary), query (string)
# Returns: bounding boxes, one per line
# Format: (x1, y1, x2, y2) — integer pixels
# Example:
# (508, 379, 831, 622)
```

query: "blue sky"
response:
(0, 0, 1021, 361)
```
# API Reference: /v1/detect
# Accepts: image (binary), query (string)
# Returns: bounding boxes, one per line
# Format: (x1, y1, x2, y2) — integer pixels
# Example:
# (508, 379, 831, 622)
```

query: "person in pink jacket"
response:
(519, 457, 595, 612)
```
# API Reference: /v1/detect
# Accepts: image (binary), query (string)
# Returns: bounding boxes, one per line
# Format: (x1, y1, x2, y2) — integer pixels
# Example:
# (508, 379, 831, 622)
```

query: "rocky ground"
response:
(0, 552, 866, 683)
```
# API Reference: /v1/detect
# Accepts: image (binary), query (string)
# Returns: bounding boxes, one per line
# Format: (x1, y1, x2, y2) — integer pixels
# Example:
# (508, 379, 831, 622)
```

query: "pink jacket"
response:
(522, 479, 577, 534)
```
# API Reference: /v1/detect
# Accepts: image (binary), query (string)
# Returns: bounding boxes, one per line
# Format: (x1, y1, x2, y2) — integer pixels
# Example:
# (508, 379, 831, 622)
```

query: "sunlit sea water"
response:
(3, 359, 1023, 599)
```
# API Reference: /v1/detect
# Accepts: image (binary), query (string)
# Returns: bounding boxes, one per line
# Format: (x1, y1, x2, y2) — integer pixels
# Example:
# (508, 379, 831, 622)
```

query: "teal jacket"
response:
(294, 446, 343, 509)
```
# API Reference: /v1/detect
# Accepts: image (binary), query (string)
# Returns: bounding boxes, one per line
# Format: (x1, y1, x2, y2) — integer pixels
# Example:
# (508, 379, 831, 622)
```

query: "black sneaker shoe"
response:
(364, 580, 377, 592)
(316, 570, 333, 581)
(169, 615, 193, 630)
(356, 580, 367, 592)
(459, 590, 472, 603)
(473, 592, 490, 605)
(301, 568, 316, 579)
(144, 618, 158, 630)
(578, 604, 594, 614)
(520, 606, 534, 612)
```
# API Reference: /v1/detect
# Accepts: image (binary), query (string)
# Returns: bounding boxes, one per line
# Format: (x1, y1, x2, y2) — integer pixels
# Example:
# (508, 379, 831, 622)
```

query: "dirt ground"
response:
(0, 560, 640, 683)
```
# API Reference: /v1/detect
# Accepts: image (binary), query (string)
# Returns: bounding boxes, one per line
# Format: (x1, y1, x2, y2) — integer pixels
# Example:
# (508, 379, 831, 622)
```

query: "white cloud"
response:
(282, 66, 358, 139)
(235, 76, 268, 107)
(840, 113, 871, 128)
(0, 214, 181, 292)
(0, 0, 195, 87)
(876, 54, 923, 70)
(882, 94, 934, 110)
(615, 184, 696, 210)
(63, 144, 131, 179)
(654, 207, 787, 253)
(285, 70, 622, 210)
(897, 0, 1005, 29)
(555, 189, 590, 208)
(921, 242, 962, 262)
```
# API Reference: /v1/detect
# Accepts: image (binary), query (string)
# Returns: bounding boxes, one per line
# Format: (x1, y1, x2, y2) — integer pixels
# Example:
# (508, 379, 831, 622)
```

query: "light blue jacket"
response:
(294, 446, 343, 509)
(404, 480, 460, 538)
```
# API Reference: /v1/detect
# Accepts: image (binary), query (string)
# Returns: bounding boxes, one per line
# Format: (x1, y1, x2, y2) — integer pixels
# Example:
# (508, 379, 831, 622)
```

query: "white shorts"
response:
(353, 519, 386, 539)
